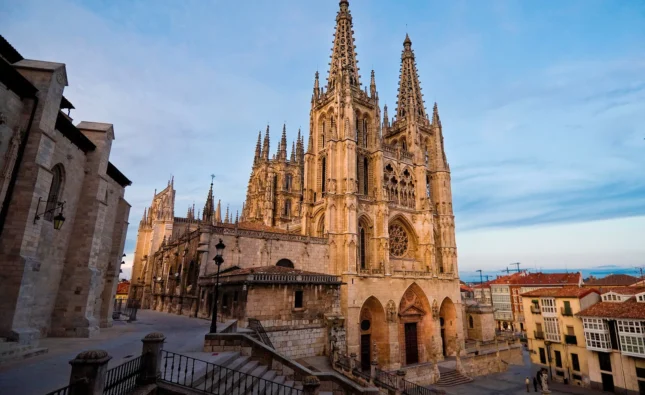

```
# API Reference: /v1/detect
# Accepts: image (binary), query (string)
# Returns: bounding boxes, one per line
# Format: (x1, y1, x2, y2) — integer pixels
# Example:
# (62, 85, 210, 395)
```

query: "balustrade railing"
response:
(161, 350, 302, 394)
(104, 354, 145, 395)
(374, 368, 397, 391)
(248, 318, 275, 349)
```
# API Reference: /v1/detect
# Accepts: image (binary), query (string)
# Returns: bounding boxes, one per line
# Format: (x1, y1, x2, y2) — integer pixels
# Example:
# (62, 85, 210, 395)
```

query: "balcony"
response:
(530, 306, 541, 314)
(534, 331, 545, 340)
(565, 335, 577, 345)
(561, 307, 573, 316)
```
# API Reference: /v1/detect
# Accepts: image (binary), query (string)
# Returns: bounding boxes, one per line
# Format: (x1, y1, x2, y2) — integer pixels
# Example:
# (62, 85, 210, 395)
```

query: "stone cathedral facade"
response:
(131, 0, 463, 370)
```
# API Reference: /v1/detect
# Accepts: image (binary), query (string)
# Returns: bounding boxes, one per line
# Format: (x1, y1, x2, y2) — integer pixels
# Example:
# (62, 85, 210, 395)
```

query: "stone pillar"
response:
(302, 376, 320, 395)
(68, 350, 112, 395)
(141, 332, 166, 384)
(396, 369, 406, 394)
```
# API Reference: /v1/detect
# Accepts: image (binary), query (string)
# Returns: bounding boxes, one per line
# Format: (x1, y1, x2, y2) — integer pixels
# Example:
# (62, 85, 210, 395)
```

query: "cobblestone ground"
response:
(0, 310, 211, 395)
(441, 351, 612, 395)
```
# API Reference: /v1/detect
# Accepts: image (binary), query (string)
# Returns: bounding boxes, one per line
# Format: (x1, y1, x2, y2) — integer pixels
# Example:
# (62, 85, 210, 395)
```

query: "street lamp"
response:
(209, 239, 226, 333)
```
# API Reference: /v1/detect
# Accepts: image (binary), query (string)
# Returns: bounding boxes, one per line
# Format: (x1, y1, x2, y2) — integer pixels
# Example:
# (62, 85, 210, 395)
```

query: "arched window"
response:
(469, 315, 474, 329)
(359, 226, 366, 270)
(45, 164, 64, 221)
(363, 158, 369, 195)
(276, 259, 294, 268)
(321, 158, 326, 193)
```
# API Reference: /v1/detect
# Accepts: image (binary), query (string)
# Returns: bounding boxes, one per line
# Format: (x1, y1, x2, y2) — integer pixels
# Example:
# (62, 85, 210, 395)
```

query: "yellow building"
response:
(522, 287, 600, 388)
(577, 287, 645, 393)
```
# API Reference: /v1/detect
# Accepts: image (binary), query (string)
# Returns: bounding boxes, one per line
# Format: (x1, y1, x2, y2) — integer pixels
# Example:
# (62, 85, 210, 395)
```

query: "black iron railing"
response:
(248, 318, 275, 349)
(402, 379, 446, 395)
(104, 354, 145, 395)
(160, 350, 302, 394)
(44, 379, 87, 395)
(374, 368, 397, 391)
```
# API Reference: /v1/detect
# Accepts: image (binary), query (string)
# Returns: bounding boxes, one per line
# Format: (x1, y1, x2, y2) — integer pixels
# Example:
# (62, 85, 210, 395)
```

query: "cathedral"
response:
(130, 0, 462, 370)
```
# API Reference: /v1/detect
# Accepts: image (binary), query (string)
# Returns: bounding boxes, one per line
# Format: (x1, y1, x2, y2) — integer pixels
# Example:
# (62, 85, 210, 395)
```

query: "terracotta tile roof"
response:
(596, 286, 645, 295)
(584, 274, 640, 287)
(521, 287, 598, 298)
(116, 281, 130, 295)
(491, 272, 581, 286)
(577, 298, 645, 319)
(219, 265, 329, 278)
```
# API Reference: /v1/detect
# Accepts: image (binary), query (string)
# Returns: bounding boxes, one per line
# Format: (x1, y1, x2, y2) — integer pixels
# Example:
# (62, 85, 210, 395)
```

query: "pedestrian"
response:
(525, 377, 530, 392)
(533, 377, 538, 392)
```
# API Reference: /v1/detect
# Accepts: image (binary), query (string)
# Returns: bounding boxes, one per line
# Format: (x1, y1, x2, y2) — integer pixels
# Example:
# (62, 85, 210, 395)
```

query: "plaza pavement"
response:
(0, 310, 212, 395)
(441, 350, 612, 395)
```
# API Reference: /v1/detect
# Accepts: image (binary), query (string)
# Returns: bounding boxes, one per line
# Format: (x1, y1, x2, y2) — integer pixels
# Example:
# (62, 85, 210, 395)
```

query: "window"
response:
(294, 290, 303, 309)
(598, 352, 612, 372)
(45, 164, 65, 221)
(555, 351, 562, 368)
(469, 315, 474, 329)
(572, 353, 580, 372)
(544, 317, 561, 342)
(539, 348, 546, 364)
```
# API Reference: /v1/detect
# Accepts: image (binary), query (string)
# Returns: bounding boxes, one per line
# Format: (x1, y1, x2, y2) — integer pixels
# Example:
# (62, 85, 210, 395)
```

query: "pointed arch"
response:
(439, 297, 458, 357)
(398, 283, 434, 365)
(359, 296, 389, 369)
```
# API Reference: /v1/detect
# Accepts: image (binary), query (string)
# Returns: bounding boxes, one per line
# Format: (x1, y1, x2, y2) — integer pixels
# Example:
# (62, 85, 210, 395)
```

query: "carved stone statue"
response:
(386, 300, 397, 322)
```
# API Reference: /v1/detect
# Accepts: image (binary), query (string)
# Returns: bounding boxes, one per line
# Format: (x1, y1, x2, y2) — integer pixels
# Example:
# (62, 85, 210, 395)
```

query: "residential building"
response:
(583, 274, 642, 288)
(0, 35, 131, 343)
(577, 287, 645, 393)
(522, 287, 600, 388)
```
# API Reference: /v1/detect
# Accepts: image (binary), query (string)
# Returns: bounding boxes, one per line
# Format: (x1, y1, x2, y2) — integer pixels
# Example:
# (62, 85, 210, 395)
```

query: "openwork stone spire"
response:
(327, 0, 361, 89)
(395, 33, 427, 121)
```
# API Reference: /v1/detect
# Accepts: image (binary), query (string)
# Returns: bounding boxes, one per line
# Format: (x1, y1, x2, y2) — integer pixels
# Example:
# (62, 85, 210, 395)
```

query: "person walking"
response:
(533, 377, 538, 392)
(525, 377, 530, 392)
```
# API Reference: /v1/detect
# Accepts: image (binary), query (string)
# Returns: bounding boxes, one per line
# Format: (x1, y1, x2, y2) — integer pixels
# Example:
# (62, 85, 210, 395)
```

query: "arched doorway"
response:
(439, 297, 457, 357)
(398, 283, 433, 365)
(359, 297, 388, 370)
(276, 259, 294, 268)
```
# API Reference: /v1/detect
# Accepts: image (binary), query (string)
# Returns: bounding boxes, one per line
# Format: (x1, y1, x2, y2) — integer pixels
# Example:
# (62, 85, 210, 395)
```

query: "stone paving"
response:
(0, 310, 213, 395)
(441, 351, 612, 395)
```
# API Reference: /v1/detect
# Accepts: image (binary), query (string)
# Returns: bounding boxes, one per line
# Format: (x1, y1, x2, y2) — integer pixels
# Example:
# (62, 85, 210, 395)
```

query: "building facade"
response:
(130, 0, 463, 370)
(578, 287, 645, 393)
(0, 35, 132, 344)
(522, 287, 600, 388)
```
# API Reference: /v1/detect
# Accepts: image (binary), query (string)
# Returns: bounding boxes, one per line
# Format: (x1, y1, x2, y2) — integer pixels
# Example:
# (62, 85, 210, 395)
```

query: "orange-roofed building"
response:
(522, 286, 600, 389)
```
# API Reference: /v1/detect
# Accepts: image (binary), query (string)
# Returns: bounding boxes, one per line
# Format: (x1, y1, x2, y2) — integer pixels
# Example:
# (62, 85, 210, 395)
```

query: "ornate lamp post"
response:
(209, 239, 226, 333)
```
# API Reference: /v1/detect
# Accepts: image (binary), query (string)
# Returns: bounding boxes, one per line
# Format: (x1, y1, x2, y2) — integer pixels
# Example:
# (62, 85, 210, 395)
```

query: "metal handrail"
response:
(248, 318, 275, 349)
(161, 350, 302, 394)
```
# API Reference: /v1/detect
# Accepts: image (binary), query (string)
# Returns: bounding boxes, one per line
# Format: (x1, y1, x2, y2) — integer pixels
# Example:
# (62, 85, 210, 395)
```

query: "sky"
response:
(2, 0, 644, 280)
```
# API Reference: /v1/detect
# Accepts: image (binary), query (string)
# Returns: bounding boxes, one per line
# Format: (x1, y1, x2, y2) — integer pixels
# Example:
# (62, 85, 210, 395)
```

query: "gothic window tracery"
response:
(389, 223, 409, 257)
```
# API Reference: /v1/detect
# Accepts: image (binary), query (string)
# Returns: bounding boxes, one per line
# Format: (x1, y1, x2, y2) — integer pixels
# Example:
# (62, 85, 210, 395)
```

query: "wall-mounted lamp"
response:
(33, 197, 66, 230)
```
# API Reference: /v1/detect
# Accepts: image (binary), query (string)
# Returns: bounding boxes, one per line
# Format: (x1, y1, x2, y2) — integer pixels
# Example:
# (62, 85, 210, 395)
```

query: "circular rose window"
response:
(389, 224, 409, 257)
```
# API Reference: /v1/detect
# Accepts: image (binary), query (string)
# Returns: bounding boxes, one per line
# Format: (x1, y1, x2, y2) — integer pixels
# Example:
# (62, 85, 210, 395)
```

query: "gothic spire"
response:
(327, 0, 361, 89)
(254, 130, 262, 163)
(280, 124, 288, 161)
(215, 199, 222, 223)
(395, 33, 427, 121)
(262, 125, 270, 160)
(202, 179, 214, 223)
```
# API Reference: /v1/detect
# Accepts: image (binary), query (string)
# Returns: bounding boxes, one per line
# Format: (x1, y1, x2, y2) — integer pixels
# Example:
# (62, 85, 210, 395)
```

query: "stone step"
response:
(0, 347, 48, 365)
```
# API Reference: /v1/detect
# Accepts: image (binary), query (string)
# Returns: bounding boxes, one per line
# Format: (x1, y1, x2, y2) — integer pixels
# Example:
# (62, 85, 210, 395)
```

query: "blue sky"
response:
(2, 0, 645, 279)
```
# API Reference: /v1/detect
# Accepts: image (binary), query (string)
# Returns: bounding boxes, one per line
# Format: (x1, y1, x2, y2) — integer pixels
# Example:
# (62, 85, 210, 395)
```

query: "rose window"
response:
(389, 224, 409, 257)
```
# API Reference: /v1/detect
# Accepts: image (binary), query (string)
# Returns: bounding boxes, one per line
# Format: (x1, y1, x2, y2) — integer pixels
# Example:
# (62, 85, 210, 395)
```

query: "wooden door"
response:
(361, 334, 371, 371)
(404, 323, 419, 365)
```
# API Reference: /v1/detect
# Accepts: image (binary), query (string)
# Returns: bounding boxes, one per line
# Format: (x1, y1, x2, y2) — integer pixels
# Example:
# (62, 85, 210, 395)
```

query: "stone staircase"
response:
(435, 369, 473, 387)
(0, 338, 48, 365)
(160, 350, 328, 394)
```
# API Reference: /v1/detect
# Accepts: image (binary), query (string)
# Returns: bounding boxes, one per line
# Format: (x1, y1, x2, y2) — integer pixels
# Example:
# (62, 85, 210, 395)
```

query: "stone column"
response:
(302, 376, 320, 395)
(141, 332, 166, 384)
(68, 350, 112, 395)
